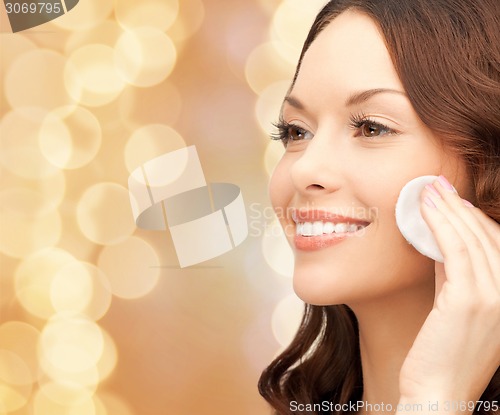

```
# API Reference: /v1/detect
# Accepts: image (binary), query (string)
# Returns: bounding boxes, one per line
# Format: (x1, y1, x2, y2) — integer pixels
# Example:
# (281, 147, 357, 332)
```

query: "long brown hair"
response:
(258, 0, 500, 413)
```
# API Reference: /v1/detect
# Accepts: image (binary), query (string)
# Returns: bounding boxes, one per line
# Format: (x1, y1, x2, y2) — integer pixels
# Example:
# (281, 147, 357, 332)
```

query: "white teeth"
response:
(302, 222, 313, 236)
(296, 223, 303, 235)
(334, 223, 348, 233)
(323, 222, 335, 234)
(296, 222, 367, 236)
(312, 221, 323, 235)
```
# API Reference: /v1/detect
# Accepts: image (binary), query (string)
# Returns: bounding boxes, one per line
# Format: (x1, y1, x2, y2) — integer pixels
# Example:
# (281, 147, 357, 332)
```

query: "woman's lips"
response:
(291, 209, 370, 251)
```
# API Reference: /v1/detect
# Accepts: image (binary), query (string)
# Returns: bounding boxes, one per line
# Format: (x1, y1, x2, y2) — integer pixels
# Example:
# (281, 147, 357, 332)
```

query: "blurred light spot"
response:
(65, 20, 123, 53)
(271, 294, 304, 347)
(39, 314, 104, 374)
(0, 169, 66, 217)
(256, 0, 281, 15)
(50, 262, 93, 315)
(4, 50, 75, 111)
(0, 322, 40, 384)
(39, 361, 100, 391)
(0, 350, 33, 412)
(64, 44, 126, 107)
(124, 124, 186, 173)
(76, 182, 136, 245)
(0, 34, 37, 74)
(95, 329, 118, 382)
(33, 387, 96, 415)
(95, 392, 134, 415)
(78, 264, 112, 321)
(168, 0, 205, 43)
(245, 42, 294, 95)
(15, 248, 77, 318)
(255, 80, 289, 135)
(115, 0, 179, 31)
(51, 0, 113, 31)
(97, 236, 160, 299)
(0, 108, 61, 179)
(264, 141, 284, 177)
(38, 380, 94, 406)
(261, 220, 294, 278)
(0, 208, 61, 259)
(271, 0, 326, 64)
(39, 106, 102, 170)
(118, 81, 182, 127)
(93, 395, 108, 415)
(114, 28, 177, 87)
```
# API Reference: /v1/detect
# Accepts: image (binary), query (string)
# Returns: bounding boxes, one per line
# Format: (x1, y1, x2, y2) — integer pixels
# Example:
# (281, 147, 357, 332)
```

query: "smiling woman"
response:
(258, 0, 500, 414)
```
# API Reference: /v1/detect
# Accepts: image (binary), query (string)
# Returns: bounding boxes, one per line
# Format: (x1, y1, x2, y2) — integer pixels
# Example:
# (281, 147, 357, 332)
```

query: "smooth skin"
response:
(269, 10, 500, 414)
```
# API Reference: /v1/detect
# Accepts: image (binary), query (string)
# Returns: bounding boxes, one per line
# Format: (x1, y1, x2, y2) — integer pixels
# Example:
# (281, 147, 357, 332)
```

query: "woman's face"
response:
(269, 10, 471, 306)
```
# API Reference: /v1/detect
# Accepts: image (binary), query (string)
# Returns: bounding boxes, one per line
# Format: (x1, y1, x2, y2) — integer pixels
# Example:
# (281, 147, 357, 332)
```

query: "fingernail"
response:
(437, 175, 457, 193)
(462, 199, 474, 208)
(425, 184, 441, 198)
(424, 196, 436, 208)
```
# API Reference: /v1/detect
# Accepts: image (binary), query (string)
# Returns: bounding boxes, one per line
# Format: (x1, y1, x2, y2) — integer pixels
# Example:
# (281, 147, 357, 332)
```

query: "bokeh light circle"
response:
(115, 0, 179, 31)
(14, 248, 77, 318)
(76, 182, 136, 245)
(264, 141, 285, 177)
(271, 0, 326, 64)
(0, 165, 65, 222)
(97, 236, 161, 299)
(4, 49, 75, 110)
(33, 387, 96, 415)
(95, 329, 118, 382)
(51, 0, 113, 31)
(96, 393, 134, 415)
(65, 20, 123, 53)
(255, 80, 290, 135)
(0, 34, 37, 74)
(114, 27, 177, 87)
(0, 322, 41, 384)
(0, 208, 61, 259)
(271, 294, 304, 347)
(0, 108, 61, 180)
(38, 380, 95, 407)
(245, 42, 294, 95)
(49, 262, 93, 315)
(261, 221, 294, 278)
(64, 263, 113, 322)
(168, 0, 205, 43)
(64, 44, 126, 107)
(39, 314, 104, 374)
(0, 350, 33, 412)
(39, 106, 102, 170)
(124, 124, 186, 173)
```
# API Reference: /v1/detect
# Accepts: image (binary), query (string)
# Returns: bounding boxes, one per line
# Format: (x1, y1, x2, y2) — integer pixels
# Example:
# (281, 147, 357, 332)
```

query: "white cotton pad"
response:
(395, 175, 444, 262)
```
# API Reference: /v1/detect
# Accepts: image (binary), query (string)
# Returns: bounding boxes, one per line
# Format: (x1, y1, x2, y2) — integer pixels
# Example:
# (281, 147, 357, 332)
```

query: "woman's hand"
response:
(397, 175, 500, 414)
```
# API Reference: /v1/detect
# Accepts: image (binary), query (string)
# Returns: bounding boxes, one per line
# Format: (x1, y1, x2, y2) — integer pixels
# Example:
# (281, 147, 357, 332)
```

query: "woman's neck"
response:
(348, 281, 435, 414)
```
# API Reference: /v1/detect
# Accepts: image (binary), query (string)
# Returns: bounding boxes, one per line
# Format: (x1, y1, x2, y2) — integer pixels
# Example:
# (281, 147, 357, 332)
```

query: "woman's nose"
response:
(289, 132, 342, 195)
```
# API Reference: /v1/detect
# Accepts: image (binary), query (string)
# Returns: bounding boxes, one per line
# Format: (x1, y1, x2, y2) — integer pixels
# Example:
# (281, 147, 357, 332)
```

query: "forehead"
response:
(292, 10, 404, 101)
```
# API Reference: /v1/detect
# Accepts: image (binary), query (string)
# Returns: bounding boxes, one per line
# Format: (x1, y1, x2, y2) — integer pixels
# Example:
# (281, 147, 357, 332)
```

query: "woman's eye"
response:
(360, 122, 392, 138)
(287, 125, 313, 142)
(270, 121, 313, 146)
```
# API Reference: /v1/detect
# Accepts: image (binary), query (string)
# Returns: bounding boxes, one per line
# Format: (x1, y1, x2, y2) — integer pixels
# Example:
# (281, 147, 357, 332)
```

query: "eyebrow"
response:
(345, 88, 407, 106)
(283, 88, 407, 110)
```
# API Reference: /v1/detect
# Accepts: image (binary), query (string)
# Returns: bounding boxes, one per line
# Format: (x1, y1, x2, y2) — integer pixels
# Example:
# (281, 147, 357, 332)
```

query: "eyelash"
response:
(271, 113, 399, 145)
